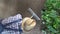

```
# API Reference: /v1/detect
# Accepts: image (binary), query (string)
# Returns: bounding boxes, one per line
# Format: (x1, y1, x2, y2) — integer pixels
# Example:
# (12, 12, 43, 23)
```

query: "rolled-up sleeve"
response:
(1, 14, 22, 25)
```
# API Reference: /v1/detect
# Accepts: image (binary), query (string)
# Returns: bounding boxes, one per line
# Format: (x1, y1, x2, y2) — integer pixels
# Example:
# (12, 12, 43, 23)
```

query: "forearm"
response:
(1, 14, 22, 25)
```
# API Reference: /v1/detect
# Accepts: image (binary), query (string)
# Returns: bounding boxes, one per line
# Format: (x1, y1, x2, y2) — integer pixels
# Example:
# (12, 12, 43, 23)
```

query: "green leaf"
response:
(47, 26, 57, 33)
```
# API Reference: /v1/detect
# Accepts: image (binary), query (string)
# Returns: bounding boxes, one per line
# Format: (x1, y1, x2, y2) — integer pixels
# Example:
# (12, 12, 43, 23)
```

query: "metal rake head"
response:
(27, 8, 40, 20)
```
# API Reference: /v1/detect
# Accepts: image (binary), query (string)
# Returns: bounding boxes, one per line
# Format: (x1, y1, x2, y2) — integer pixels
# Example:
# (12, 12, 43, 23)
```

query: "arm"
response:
(1, 14, 22, 25)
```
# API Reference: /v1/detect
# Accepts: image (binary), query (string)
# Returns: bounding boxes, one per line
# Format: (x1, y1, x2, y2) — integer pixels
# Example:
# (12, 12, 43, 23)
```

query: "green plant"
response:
(42, 0, 60, 34)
